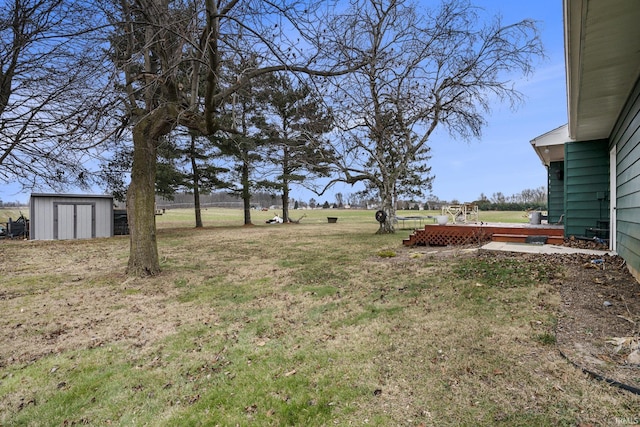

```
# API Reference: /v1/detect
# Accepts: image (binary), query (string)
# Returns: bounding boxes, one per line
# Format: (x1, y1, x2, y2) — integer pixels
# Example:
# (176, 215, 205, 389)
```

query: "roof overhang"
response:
(530, 124, 571, 166)
(30, 193, 114, 199)
(565, 0, 640, 141)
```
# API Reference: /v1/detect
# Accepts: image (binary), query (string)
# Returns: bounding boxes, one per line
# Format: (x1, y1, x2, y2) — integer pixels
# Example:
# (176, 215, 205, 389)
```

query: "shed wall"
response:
(610, 76, 640, 278)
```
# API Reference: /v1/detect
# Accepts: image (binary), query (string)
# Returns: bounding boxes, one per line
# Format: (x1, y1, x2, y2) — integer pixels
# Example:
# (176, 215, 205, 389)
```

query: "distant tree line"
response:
(157, 191, 360, 210)
(0, 200, 25, 208)
(157, 185, 547, 213)
(395, 186, 547, 211)
(472, 187, 547, 211)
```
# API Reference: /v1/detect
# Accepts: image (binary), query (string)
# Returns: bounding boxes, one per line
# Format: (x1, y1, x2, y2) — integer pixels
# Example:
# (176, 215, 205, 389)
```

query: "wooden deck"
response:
(403, 223, 564, 246)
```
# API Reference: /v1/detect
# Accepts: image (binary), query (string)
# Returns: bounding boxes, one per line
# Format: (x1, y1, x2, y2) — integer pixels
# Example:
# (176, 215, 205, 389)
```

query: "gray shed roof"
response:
(30, 193, 114, 199)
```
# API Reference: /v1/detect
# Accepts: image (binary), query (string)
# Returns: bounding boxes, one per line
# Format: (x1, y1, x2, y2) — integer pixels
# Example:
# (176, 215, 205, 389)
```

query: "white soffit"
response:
(530, 124, 571, 165)
(565, 0, 640, 141)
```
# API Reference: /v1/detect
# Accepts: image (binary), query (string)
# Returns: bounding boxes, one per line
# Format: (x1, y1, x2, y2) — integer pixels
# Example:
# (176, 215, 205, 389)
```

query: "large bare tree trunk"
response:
(126, 108, 176, 276)
(377, 213, 396, 233)
(127, 129, 159, 275)
(377, 184, 396, 234)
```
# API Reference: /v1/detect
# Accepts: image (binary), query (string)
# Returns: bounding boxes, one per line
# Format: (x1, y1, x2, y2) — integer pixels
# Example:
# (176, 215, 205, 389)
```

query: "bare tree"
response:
(0, 0, 115, 191)
(491, 192, 507, 204)
(519, 186, 546, 205)
(110, 0, 361, 275)
(325, 0, 543, 233)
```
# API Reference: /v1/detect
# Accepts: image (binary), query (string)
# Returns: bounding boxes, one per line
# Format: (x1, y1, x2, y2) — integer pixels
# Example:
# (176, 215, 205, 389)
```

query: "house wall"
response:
(563, 140, 610, 238)
(30, 194, 113, 240)
(548, 161, 565, 225)
(609, 76, 640, 280)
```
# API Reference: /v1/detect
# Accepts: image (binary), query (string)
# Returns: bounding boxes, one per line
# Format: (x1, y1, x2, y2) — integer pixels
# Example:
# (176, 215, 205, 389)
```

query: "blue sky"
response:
(1, 0, 566, 206)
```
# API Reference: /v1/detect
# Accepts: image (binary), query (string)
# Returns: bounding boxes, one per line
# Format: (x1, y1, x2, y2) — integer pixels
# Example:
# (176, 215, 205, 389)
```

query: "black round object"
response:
(375, 210, 387, 223)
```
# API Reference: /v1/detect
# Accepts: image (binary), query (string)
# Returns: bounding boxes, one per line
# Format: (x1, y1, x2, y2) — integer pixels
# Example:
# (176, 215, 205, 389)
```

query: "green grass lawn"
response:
(1, 208, 633, 426)
(152, 207, 528, 229)
(0, 206, 529, 227)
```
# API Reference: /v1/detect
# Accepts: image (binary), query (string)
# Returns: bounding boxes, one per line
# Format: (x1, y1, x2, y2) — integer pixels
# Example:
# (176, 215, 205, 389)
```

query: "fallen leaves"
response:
(605, 337, 640, 364)
(606, 337, 640, 353)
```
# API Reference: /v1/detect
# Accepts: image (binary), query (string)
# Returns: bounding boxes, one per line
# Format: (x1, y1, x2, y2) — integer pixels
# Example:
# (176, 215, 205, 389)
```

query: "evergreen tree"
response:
(255, 73, 334, 222)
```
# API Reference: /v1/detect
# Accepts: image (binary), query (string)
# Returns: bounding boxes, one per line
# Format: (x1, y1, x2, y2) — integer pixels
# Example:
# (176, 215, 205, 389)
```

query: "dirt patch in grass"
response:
(0, 238, 213, 367)
(553, 252, 640, 392)
(1, 277, 215, 366)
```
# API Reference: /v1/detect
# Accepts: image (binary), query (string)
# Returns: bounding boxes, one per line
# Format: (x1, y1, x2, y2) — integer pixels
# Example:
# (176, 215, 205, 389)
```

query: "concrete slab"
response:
(481, 241, 616, 256)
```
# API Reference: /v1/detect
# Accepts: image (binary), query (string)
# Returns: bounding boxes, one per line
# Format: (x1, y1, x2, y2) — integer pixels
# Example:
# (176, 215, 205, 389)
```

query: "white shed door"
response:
(57, 204, 76, 240)
(76, 205, 93, 239)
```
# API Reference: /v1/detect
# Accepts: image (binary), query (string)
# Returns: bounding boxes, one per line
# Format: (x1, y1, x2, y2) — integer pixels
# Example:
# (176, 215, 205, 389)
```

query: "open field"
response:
(1, 208, 638, 426)
(0, 208, 28, 224)
(1, 206, 530, 229)
(158, 207, 530, 229)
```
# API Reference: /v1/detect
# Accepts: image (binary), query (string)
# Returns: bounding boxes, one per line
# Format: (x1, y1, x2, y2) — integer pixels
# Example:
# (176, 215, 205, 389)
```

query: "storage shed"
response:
(29, 193, 115, 240)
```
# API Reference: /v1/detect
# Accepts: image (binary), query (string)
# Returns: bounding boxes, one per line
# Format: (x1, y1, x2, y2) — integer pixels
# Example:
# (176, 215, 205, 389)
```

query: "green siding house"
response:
(530, 0, 640, 281)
